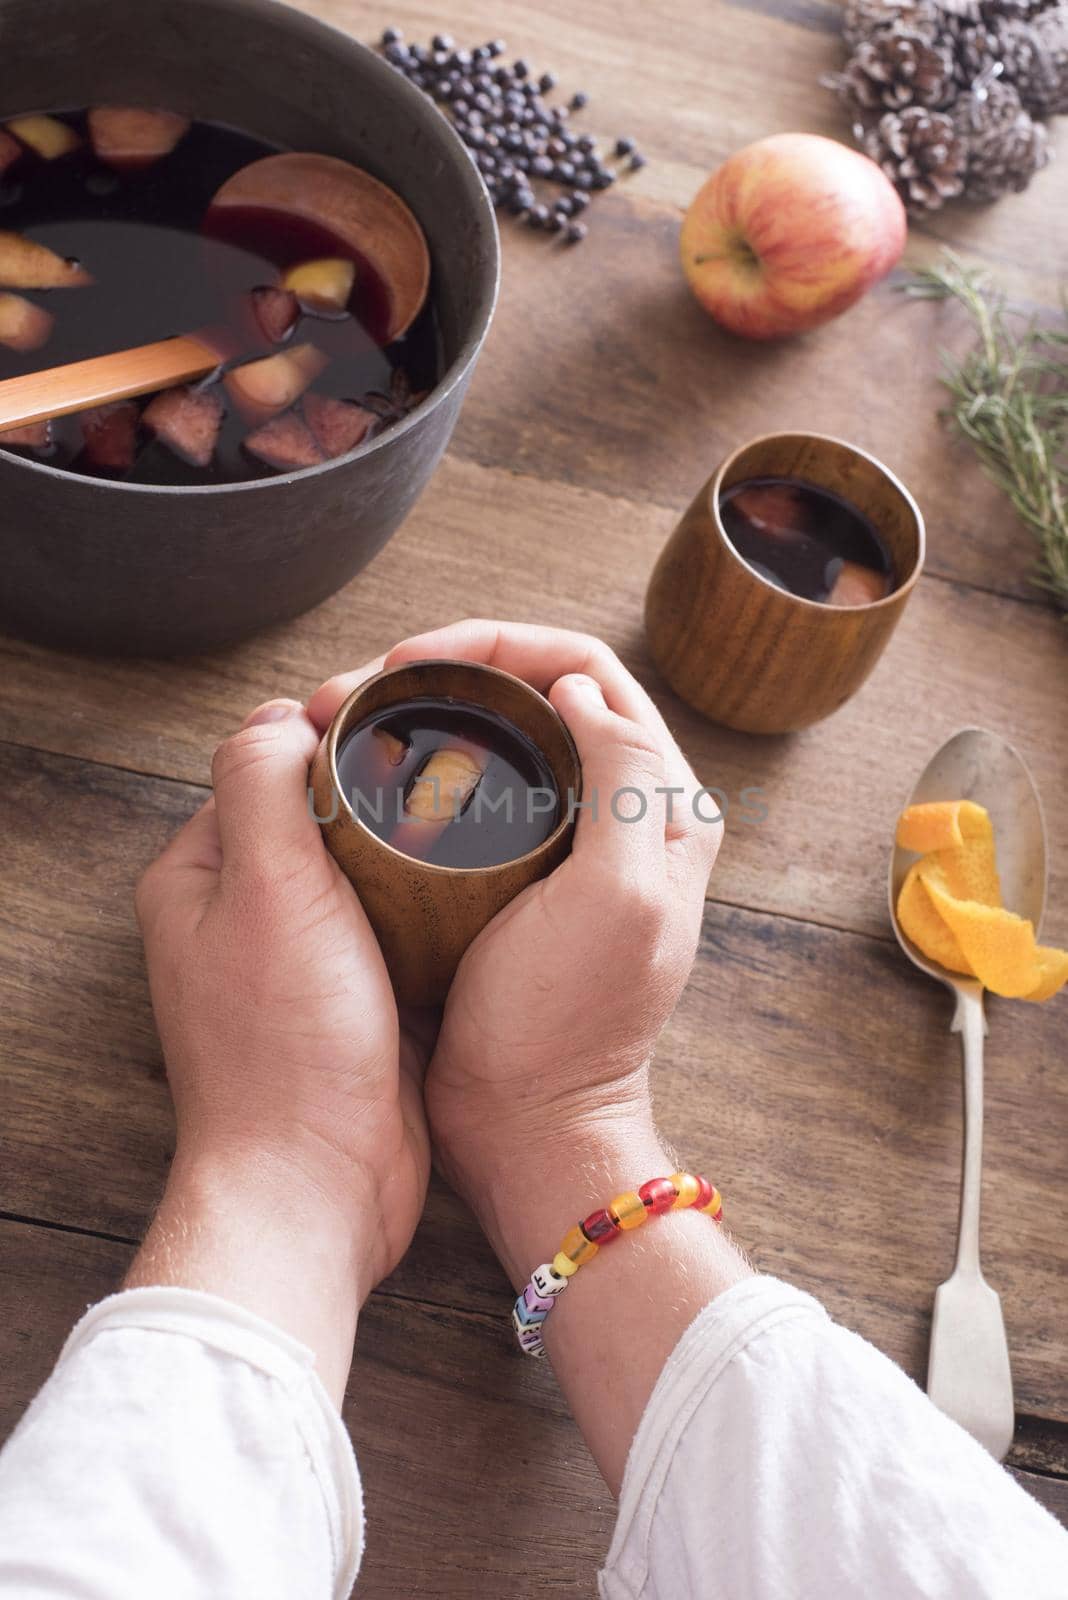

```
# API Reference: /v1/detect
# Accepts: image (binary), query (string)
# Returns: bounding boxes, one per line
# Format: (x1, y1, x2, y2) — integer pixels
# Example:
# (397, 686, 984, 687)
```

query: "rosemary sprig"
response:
(903, 255, 1068, 612)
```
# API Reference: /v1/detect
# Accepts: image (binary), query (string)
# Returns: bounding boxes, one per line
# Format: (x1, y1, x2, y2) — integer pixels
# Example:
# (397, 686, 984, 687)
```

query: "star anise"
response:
(362, 366, 429, 428)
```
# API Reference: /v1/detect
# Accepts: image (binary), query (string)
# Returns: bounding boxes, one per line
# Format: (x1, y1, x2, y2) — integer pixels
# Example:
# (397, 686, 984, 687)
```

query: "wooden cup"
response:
(310, 660, 581, 1005)
(644, 432, 925, 734)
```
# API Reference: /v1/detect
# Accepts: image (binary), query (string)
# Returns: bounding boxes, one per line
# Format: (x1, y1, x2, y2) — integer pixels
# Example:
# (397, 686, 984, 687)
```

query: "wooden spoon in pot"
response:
(0, 152, 430, 432)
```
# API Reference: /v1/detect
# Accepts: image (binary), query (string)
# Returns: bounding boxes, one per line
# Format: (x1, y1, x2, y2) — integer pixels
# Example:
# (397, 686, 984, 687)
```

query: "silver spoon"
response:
(889, 727, 1047, 1460)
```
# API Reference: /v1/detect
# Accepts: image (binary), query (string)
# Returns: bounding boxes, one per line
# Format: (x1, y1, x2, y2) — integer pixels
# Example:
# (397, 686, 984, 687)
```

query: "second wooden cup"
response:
(645, 432, 925, 734)
(310, 659, 581, 1005)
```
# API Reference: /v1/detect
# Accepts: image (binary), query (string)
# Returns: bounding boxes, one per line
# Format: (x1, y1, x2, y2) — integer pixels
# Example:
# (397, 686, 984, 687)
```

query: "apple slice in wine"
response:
(224, 343, 328, 425)
(80, 401, 140, 472)
(143, 386, 224, 468)
(249, 286, 299, 345)
(244, 411, 325, 472)
(0, 292, 54, 351)
(210, 153, 430, 343)
(88, 107, 191, 170)
(5, 115, 80, 160)
(0, 231, 91, 289)
(303, 392, 374, 458)
(282, 258, 357, 313)
(0, 417, 51, 450)
(0, 130, 22, 176)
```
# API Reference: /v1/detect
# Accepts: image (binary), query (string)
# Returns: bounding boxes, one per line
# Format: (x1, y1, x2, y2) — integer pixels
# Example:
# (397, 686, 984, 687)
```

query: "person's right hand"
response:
(308, 621, 722, 1223)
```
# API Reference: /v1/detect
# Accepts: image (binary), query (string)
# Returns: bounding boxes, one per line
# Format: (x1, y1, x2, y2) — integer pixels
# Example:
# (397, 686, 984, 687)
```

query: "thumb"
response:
(548, 674, 667, 876)
(211, 699, 324, 881)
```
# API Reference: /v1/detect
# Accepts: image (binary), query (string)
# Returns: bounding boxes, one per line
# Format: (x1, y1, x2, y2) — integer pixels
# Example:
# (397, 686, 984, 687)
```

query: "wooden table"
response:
(2, 0, 1066, 1590)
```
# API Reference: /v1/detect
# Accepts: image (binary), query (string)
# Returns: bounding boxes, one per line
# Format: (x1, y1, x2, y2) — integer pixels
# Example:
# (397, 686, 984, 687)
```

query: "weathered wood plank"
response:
(1, 457, 1064, 946)
(1, 742, 1064, 1428)
(1012, 1469, 1068, 1526)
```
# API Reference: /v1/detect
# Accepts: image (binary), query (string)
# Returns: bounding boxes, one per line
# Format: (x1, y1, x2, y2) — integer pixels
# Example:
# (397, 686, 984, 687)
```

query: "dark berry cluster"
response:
(378, 29, 646, 243)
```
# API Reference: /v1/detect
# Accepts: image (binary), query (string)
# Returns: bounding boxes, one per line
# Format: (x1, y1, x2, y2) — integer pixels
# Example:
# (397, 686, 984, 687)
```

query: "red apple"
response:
(680, 133, 907, 340)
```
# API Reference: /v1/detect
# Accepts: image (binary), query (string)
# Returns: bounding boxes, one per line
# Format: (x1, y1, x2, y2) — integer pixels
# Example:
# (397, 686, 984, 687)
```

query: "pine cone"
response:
(954, 76, 1050, 196)
(993, 7, 1068, 115)
(837, 27, 959, 108)
(842, 0, 944, 48)
(953, 19, 1005, 81)
(978, 0, 1050, 19)
(863, 105, 968, 208)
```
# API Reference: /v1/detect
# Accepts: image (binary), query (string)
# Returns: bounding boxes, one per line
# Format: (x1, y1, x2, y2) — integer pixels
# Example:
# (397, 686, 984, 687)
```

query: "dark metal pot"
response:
(0, 0, 499, 655)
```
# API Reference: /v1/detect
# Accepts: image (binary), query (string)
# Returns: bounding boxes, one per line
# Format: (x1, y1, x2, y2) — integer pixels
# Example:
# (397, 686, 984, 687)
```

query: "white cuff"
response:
(603, 1275, 826, 1595)
(60, 1286, 364, 1600)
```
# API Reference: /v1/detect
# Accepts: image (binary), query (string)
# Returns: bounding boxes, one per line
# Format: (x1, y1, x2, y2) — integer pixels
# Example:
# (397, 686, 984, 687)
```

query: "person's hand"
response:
(307, 621, 721, 1229)
(308, 623, 748, 1480)
(130, 689, 430, 1399)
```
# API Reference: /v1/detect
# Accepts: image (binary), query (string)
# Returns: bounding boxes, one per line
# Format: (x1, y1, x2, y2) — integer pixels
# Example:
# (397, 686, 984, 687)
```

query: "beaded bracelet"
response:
(511, 1171, 723, 1357)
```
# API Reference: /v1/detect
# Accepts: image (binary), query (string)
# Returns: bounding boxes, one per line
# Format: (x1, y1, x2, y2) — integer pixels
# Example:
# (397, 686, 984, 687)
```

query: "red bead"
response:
(581, 1207, 622, 1244)
(639, 1177, 677, 1215)
(691, 1175, 713, 1211)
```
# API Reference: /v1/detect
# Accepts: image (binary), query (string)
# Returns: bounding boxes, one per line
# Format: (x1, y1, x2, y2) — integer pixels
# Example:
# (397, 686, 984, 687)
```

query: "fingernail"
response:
(567, 675, 604, 702)
(242, 699, 300, 728)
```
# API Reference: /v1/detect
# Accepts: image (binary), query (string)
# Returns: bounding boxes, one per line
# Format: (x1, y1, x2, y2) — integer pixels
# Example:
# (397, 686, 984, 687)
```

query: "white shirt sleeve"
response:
(3, 1277, 1064, 1600)
(600, 1275, 1068, 1600)
(0, 1286, 363, 1600)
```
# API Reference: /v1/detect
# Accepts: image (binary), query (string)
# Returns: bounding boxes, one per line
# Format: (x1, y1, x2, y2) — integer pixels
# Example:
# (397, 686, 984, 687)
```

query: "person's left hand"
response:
(134, 687, 431, 1316)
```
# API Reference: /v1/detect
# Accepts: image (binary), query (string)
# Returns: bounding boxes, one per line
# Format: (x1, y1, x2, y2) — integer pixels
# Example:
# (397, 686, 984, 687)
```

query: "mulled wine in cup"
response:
(645, 431, 925, 734)
(310, 661, 582, 1005)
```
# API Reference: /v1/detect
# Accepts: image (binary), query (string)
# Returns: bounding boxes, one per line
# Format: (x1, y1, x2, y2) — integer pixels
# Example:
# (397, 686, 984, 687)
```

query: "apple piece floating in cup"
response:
(827, 559, 891, 607)
(390, 745, 489, 863)
(719, 474, 895, 604)
(335, 698, 561, 871)
(372, 724, 409, 768)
